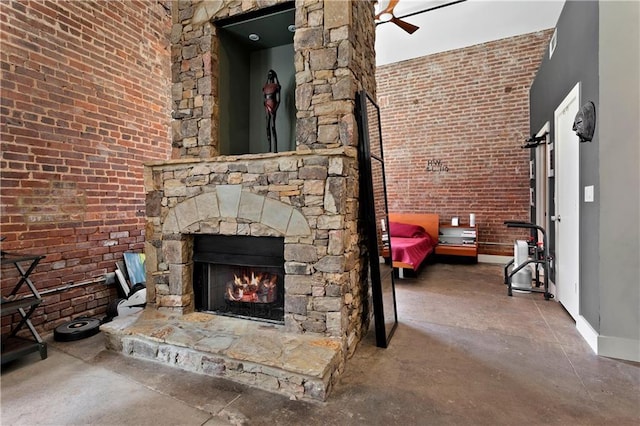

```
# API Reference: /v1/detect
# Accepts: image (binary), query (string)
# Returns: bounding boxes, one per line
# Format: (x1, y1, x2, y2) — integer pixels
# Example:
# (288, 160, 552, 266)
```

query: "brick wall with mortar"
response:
(0, 0, 172, 335)
(376, 30, 553, 256)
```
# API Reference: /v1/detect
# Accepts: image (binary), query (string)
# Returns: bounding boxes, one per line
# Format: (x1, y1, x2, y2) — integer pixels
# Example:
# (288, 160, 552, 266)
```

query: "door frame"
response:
(534, 122, 554, 295)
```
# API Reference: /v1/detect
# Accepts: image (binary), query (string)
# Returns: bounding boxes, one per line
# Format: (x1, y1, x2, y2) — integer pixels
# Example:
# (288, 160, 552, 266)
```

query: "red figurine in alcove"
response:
(262, 69, 281, 153)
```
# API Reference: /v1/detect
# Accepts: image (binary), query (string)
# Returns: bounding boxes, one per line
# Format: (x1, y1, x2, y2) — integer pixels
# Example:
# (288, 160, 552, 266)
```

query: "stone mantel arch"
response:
(162, 185, 311, 237)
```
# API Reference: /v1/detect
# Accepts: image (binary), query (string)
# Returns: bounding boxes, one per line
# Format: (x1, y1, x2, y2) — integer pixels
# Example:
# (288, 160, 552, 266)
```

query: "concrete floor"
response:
(2, 263, 639, 425)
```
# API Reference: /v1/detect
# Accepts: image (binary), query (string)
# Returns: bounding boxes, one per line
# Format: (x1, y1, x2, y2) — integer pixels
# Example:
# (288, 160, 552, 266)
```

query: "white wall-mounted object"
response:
(549, 28, 558, 59)
(584, 185, 594, 202)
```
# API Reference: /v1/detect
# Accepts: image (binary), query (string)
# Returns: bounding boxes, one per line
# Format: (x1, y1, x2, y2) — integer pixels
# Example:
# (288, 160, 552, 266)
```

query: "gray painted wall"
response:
(598, 1, 640, 357)
(529, 0, 600, 329)
(530, 0, 639, 361)
(219, 31, 251, 155)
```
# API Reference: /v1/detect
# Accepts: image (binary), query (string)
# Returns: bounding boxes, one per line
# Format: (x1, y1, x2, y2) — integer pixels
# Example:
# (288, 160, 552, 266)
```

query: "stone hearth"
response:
(102, 0, 377, 401)
(102, 309, 340, 401)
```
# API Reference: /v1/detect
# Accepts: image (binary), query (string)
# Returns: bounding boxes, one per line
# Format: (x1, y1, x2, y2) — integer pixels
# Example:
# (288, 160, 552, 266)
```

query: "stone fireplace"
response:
(103, 0, 377, 401)
(144, 149, 364, 339)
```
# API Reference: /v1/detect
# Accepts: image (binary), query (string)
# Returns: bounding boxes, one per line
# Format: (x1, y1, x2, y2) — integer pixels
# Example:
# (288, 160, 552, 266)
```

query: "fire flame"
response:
(226, 270, 277, 303)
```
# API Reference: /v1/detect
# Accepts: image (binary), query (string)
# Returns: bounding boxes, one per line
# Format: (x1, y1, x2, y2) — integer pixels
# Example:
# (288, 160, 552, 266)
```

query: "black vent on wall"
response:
(193, 235, 284, 267)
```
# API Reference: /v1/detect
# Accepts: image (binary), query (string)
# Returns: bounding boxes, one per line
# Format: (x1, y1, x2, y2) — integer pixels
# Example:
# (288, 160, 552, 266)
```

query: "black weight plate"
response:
(54, 318, 101, 342)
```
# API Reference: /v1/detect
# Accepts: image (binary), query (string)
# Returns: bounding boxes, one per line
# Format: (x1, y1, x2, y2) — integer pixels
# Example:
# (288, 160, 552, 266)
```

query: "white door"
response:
(554, 83, 580, 319)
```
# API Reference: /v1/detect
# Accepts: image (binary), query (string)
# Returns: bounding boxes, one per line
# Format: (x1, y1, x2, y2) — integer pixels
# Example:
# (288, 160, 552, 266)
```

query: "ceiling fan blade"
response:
(375, 0, 400, 20)
(391, 16, 419, 34)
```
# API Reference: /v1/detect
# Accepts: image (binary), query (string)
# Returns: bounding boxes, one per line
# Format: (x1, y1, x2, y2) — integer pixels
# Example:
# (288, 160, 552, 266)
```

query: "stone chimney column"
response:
(170, 1, 223, 159)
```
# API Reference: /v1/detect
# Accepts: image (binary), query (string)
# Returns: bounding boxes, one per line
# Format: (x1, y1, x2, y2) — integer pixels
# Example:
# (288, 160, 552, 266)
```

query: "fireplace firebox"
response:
(193, 235, 285, 323)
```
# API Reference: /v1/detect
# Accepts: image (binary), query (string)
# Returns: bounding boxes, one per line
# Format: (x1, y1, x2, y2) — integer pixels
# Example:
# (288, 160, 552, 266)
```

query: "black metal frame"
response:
(356, 90, 398, 348)
(503, 221, 553, 300)
(1, 253, 48, 364)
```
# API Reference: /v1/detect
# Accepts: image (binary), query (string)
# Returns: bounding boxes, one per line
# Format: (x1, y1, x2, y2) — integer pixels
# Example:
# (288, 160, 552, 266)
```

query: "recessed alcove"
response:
(217, 3, 296, 155)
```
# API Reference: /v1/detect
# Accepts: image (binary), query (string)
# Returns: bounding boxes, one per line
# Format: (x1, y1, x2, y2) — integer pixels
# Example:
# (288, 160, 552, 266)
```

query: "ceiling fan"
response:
(375, 0, 419, 34)
(375, 0, 468, 35)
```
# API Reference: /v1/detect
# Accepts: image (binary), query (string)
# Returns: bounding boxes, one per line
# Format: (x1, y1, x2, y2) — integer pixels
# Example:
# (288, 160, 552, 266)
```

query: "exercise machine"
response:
(503, 221, 553, 300)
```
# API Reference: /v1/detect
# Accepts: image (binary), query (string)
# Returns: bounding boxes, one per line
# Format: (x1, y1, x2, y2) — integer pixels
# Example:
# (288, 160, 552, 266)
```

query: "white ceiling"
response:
(375, 0, 566, 66)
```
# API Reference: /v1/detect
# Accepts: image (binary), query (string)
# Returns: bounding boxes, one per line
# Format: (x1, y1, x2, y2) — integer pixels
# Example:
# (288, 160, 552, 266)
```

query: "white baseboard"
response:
(598, 335, 640, 362)
(478, 254, 512, 264)
(576, 315, 640, 362)
(576, 315, 599, 355)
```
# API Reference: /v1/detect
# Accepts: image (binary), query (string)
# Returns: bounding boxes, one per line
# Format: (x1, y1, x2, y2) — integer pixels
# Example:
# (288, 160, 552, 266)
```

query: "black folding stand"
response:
(1, 252, 48, 365)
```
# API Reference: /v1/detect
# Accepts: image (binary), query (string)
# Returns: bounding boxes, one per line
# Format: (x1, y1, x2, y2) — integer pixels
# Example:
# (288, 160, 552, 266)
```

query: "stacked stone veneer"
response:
(170, 0, 376, 158)
(147, 0, 378, 362)
(144, 147, 369, 345)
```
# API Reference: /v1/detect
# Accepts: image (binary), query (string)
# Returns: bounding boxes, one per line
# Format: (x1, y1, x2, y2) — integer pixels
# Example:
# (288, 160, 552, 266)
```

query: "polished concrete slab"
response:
(2, 263, 639, 425)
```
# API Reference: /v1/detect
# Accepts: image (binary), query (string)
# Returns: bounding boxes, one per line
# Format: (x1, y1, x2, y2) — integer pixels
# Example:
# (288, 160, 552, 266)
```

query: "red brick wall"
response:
(376, 31, 553, 256)
(1, 0, 172, 334)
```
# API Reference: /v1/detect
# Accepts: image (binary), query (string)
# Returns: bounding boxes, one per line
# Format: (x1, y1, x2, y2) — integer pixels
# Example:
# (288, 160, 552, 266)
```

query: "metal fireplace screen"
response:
(193, 235, 285, 323)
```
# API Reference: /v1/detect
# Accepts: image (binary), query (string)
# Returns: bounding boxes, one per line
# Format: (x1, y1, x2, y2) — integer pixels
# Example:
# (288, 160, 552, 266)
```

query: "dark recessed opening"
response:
(217, 2, 295, 51)
(193, 235, 285, 324)
(217, 2, 296, 155)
